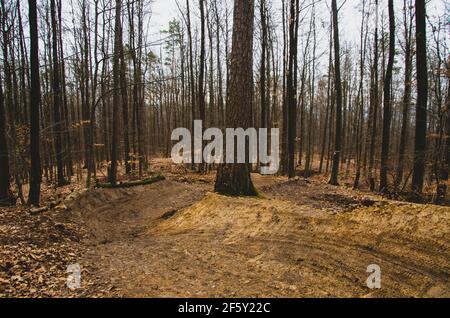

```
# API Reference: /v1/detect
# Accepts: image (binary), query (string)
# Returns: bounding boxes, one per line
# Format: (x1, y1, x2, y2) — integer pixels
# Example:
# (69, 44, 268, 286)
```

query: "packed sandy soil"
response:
(62, 159, 450, 298)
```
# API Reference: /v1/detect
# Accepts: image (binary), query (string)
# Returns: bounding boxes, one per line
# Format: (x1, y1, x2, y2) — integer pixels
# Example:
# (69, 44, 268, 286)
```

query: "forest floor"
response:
(1, 158, 449, 298)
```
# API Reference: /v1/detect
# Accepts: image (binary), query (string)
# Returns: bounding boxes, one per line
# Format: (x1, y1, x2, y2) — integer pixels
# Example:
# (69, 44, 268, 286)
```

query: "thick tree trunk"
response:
(215, 0, 256, 196)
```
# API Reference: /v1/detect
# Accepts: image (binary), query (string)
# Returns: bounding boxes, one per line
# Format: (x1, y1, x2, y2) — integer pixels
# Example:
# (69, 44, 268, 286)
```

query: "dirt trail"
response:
(68, 170, 450, 298)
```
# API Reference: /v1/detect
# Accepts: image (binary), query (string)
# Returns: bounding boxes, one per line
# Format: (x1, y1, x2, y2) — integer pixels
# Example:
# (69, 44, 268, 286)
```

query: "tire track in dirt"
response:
(68, 176, 450, 298)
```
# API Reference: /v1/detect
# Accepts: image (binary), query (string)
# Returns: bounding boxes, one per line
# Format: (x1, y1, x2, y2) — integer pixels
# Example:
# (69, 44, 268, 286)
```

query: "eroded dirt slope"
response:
(69, 174, 449, 298)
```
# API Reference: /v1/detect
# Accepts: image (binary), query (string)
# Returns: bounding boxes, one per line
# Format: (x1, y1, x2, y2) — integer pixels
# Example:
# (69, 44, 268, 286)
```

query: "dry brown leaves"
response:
(0, 182, 116, 298)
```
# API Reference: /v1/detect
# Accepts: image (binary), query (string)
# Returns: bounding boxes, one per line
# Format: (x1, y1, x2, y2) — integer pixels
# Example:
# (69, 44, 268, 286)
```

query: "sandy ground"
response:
(63, 160, 450, 298)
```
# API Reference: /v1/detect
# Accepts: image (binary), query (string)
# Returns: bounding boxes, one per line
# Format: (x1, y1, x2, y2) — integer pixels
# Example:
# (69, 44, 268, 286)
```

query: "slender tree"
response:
(286, 0, 298, 178)
(412, 0, 428, 193)
(379, 0, 395, 193)
(329, 0, 343, 186)
(50, 0, 66, 186)
(0, 62, 12, 206)
(28, 0, 41, 206)
(185, 0, 196, 169)
(109, 0, 123, 186)
(395, 0, 414, 190)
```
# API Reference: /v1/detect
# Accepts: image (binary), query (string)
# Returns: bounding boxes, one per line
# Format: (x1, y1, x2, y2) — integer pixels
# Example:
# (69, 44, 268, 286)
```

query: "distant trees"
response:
(0, 0, 447, 203)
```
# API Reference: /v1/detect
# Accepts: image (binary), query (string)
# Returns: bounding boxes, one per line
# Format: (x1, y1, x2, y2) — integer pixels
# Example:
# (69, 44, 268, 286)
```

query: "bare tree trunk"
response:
(198, 0, 206, 172)
(368, 0, 380, 192)
(186, 0, 196, 169)
(395, 0, 413, 191)
(329, 0, 343, 186)
(379, 0, 395, 193)
(50, 0, 65, 187)
(215, 0, 256, 196)
(120, 46, 131, 174)
(320, 16, 333, 175)
(28, 0, 41, 206)
(260, 0, 268, 131)
(353, 0, 368, 189)
(109, 0, 123, 186)
(437, 58, 450, 200)
(412, 0, 428, 194)
(286, 0, 298, 178)
(0, 57, 12, 205)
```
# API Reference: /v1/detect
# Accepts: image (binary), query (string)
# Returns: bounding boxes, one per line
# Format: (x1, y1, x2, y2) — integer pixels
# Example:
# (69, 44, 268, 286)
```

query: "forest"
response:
(0, 0, 449, 299)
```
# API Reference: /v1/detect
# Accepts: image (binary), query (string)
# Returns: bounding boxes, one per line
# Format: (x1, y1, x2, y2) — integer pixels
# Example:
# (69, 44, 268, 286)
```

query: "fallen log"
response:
(95, 175, 166, 189)
(29, 206, 50, 215)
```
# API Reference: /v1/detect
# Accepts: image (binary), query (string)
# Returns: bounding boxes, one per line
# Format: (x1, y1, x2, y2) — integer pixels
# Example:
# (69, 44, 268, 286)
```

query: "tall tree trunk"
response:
(0, 59, 12, 205)
(213, 0, 224, 128)
(215, 0, 256, 196)
(412, 0, 428, 193)
(120, 47, 131, 174)
(353, 0, 368, 189)
(438, 57, 450, 200)
(329, 0, 343, 186)
(286, 0, 298, 178)
(198, 0, 206, 172)
(260, 0, 268, 131)
(50, 0, 65, 187)
(368, 0, 380, 192)
(109, 0, 123, 186)
(28, 0, 41, 206)
(320, 16, 333, 174)
(395, 0, 413, 191)
(379, 0, 395, 193)
(186, 0, 196, 169)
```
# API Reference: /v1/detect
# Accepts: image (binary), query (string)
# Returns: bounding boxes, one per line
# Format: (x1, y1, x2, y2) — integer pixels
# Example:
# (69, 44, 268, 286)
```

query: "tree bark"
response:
(379, 0, 395, 193)
(109, 0, 123, 186)
(395, 0, 413, 191)
(329, 0, 343, 186)
(28, 0, 41, 206)
(412, 0, 428, 193)
(215, 0, 257, 196)
(50, 0, 65, 187)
